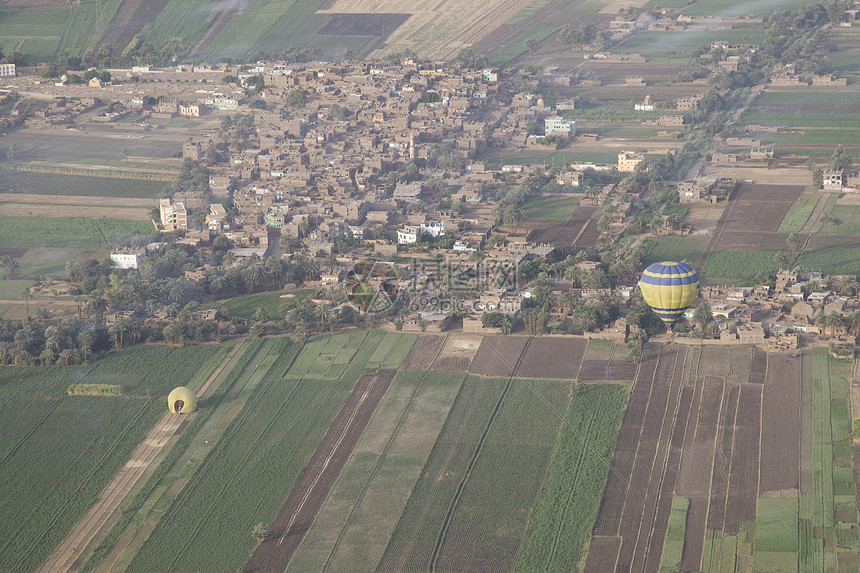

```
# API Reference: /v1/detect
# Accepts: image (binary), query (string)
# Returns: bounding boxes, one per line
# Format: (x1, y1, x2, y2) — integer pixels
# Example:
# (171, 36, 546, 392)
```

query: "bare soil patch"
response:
(515, 337, 586, 379)
(707, 384, 739, 531)
(468, 336, 528, 377)
(0, 193, 153, 220)
(433, 334, 480, 372)
(0, 247, 27, 257)
(723, 384, 762, 535)
(245, 369, 396, 572)
(527, 205, 598, 247)
(583, 535, 621, 571)
(593, 345, 660, 538)
(318, 13, 410, 36)
(96, 0, 172, 54)
(402, 334, 445, 370)
(705, 182, 805, 252)
(760, 353, 801, 494)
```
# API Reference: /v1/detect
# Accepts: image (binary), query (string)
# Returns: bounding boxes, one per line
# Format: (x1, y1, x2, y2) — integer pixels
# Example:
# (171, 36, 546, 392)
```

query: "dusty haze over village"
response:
(2, 0, 860, 572)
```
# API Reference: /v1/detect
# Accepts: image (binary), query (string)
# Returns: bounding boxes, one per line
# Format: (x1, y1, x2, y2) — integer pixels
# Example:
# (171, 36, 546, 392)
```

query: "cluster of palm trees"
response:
(0, 315, 107, 366)
(523, 272, 621, 335)
(492, 169, 553, 232)
(281, 301, 339, 339)
(815, 310, 860, 338)
(208, 254, 319, 299)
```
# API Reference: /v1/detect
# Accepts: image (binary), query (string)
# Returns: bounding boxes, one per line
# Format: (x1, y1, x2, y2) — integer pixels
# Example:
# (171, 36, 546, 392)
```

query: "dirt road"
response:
(38, 342, 244, 573)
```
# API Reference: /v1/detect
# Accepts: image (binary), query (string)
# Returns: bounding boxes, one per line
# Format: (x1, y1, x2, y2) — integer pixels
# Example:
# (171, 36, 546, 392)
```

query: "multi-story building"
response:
(160, 198, 188, 231)
(617, 150, 644, 172)
(544, 117, 575, 137)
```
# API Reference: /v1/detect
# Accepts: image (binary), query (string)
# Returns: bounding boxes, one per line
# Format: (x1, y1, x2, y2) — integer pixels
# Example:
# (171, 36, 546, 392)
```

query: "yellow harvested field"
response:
(598, 0, 650, 14)
(318, 0, 536, 59)
(0, 193, 154, 220)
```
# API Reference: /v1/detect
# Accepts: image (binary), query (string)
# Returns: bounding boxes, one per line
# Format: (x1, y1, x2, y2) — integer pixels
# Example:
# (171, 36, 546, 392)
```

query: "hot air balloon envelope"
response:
(638, 261, 699, 328)
(168, 386, 196, 414)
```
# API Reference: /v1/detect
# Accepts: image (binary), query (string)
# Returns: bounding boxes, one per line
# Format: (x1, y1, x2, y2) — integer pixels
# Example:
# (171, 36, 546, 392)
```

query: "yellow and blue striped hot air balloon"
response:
(638, 261, 699, 328)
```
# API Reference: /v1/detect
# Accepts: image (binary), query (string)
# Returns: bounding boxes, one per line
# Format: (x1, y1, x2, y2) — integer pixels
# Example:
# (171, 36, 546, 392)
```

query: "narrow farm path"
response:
(245, 368, 397, 572)
(39, 341, 246, 573)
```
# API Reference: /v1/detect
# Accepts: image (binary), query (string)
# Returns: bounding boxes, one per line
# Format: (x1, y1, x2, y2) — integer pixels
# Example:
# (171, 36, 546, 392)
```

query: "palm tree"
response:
(503, 203, 523, 232)
(0, 341, 12, 366)
(304, 256, 320, 281)
(1, 255, 20, 279)
(58, 348, 74, 366)
(786, 232, 802, 260)
(692, 303, 714, 333)
(314, 303, 332, 332)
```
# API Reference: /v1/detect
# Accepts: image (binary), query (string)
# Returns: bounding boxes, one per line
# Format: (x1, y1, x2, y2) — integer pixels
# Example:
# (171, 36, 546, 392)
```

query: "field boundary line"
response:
(0, 396, 62, 469)
(640, 348, 694, 572)
(612, 345, 663, 536)
(167, 339, 281, 570)
(428, 338, 531, 571)
(34, 398, 163, 573)
(322, 369, 428, 571)
(629, 347, 682, 570)
(279, 374, 380, 546)
(545, 410, 596, 571)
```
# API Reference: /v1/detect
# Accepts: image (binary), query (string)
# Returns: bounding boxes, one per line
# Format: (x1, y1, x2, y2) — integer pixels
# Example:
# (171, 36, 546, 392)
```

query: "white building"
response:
(419, 220, 446, 238)
(544, 117, 575, 137)
(397, 226, 419, 244)
(110, 248, 145, 269)
(0, 64, 15, 77)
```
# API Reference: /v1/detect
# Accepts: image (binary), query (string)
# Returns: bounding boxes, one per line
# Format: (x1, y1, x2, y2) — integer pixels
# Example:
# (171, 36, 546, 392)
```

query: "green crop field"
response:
(701, 249, 780, 284)
(379, 376, 611, 571)
(616, 29, 765, 58)
(0, 170, 166, 199)
(0, 395, 163, 573)
(210, 290, 313, 320)
(752, 90, 860, 107)
(740, 111, 860, 129)
(515, 383, 627, 572)
(779, 193, 821, 233)
(678, 0, 811, 16)
(202, 0, 329, 62)
(365, 332, 417, 371)
(0, 343, 225, 572)
(126, 334, 380, 573)
(0, 1, 122, 62)
(378, 375, 506, 571)
(659, 496, 689, 572)
(524, 195, 580, 220)
(795, 241, 860, 276)
(759, 128, 860, 146)
(286, 331, 374, 380)
(489, 23, 560, 66)
(0, 215, 153, 249)
(818, 205, 860, 237)
(288, 369, 465, 572)
(0, 279, 33, 300)
(644, 236, 709, 267)
(138, 0, 331, 62)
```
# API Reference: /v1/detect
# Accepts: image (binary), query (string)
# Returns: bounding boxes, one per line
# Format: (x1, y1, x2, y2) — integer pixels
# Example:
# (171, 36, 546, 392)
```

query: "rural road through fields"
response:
(38, 412, 185, 573)
(39, 342, 245, 573)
